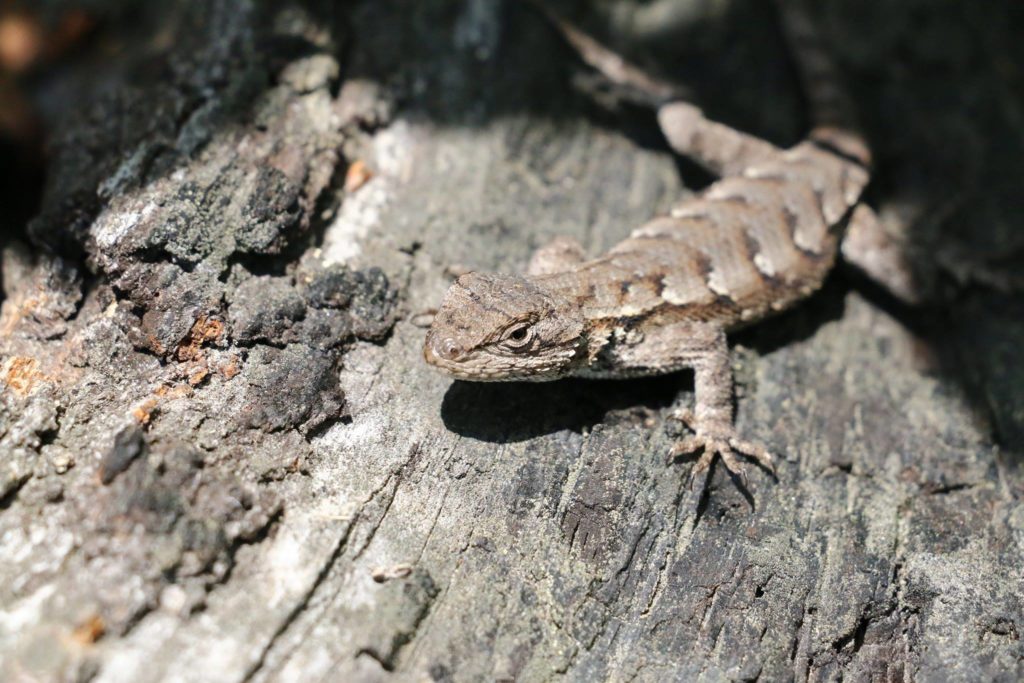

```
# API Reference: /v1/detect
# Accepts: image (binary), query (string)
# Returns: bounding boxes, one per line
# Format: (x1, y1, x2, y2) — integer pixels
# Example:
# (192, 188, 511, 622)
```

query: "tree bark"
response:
(1, 0, 1022, 681)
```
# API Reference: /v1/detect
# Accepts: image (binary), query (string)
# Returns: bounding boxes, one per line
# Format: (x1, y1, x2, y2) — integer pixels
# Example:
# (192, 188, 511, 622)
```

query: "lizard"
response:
(423, 0, 880, 487)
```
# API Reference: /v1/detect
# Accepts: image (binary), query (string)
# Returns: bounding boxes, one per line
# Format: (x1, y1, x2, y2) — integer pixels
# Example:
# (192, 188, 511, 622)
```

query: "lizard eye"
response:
(500, 323, 534, 350)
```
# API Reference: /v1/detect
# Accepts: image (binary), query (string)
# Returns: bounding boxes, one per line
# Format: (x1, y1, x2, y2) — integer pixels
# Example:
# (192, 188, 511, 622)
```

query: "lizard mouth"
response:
(423, 341, 564, 382)
(422, 341, 448, 369)
(424, 343, 508, 381)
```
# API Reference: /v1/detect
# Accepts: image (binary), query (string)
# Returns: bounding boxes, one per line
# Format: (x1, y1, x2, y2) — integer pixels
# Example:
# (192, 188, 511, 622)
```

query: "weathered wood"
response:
(1, 0, 1022, 681)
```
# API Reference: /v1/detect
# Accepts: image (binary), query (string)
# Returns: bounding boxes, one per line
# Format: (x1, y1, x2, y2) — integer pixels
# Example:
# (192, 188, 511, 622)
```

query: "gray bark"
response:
(1, 0, 1022, 681)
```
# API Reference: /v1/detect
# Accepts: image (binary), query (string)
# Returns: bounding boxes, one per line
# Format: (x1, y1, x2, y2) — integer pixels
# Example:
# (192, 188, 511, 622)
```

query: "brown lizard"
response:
(424, 0, 883, 487)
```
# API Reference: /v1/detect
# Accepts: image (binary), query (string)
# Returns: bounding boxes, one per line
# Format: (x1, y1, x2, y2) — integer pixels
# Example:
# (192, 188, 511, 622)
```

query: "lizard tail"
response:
(523, 0, 684, 107)
(772, 0, 871, 167)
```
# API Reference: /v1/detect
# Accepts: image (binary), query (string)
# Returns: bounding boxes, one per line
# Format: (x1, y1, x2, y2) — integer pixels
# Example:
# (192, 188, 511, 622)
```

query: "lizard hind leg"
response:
(840, 203, 922, 305)
(657, 102, 781, 178)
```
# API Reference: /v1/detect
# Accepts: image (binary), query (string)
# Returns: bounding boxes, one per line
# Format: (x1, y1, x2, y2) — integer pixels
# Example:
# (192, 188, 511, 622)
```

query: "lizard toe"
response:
(687, 447, 717, 489)
(718, 447, 750, 488)
(672, 425, 776, 492)
(728, 437, 776, 475)
(669, 434, 703, 460)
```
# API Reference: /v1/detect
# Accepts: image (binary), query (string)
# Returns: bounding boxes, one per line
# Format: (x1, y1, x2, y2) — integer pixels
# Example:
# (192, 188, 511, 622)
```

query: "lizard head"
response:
(424, 272, 586, 381)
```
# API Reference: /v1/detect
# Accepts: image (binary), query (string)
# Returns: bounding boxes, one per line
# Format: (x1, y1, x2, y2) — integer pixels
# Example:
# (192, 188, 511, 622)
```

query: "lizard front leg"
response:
(603, 321, 775, 485)
(669, 327, 775, 487)
(527, 236, 586, 276)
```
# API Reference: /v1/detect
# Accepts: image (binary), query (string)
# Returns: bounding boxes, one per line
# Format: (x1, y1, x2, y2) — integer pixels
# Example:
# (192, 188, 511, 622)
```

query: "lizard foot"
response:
(668, 413, 775, 488)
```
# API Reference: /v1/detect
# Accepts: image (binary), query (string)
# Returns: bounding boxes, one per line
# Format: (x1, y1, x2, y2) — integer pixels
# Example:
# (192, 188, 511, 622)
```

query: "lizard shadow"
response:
(441, 374, 683, 444)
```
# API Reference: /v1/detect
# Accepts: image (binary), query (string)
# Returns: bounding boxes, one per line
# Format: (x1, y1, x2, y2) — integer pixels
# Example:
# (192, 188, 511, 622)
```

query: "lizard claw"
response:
(671, 408, 696, 430)
(728, 436, 776, 476)
(669, 422, 775, 488)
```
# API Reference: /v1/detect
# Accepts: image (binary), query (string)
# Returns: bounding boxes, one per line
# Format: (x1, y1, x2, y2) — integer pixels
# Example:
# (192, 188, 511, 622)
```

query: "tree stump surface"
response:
(1, 1, 1022, 681)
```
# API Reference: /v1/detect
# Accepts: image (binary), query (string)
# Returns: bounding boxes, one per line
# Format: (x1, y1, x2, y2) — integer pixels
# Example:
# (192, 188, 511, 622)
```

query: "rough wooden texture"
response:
(1, 0, 1022, 681)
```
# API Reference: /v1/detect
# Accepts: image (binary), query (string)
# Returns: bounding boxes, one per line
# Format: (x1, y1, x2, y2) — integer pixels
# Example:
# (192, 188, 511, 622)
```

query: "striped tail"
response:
(773, 0, 871, 167)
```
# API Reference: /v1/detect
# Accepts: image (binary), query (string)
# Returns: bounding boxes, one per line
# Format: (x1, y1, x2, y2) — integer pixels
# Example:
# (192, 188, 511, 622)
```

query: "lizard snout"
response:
(424, 333, 463, 364)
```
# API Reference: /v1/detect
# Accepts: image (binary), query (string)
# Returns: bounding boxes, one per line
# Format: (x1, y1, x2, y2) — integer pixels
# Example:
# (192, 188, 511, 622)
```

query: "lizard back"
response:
(535, 139, 870, 333)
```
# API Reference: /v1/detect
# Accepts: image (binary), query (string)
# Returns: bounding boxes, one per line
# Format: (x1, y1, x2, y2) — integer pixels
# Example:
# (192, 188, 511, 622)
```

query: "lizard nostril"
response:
(426, 334, 461, 362)
(440, 339, 461, 360)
